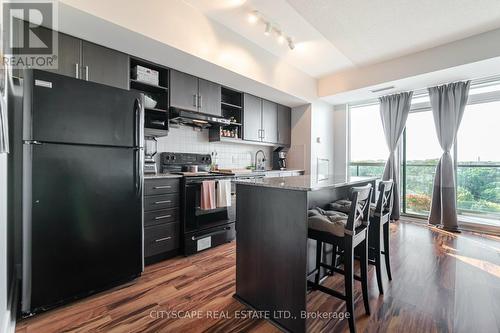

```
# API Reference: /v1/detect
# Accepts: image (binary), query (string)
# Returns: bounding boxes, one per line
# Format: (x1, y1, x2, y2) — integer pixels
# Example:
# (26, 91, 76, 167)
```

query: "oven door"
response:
(184, 177, 232, 233)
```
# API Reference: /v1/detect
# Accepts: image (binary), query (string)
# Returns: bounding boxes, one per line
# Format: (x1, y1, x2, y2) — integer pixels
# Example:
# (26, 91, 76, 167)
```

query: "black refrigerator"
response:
(19, 70, 144, 315)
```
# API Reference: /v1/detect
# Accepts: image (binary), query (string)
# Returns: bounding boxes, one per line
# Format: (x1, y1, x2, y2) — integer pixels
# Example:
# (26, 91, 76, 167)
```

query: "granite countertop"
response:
(234, 175, 378, 191)
(232, 169, 305, 177)
(144, 170, 304, 179)
(144, 173, 183, 179)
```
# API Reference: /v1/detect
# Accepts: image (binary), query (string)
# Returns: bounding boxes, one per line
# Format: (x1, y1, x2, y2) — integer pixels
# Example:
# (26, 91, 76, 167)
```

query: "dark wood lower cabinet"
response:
(144, 222, 179, 257)
(144, 178, 181, 264)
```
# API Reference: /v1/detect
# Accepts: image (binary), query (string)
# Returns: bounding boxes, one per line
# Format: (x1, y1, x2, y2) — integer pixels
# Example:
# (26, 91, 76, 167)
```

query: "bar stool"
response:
(307, 184, 373, 333)
(329, 181, 394, 294)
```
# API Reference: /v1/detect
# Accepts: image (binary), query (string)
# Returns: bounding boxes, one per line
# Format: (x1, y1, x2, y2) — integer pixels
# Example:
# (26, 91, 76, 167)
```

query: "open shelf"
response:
(130, 56, 170, 137)
(145, 107, 168, 113)
(215, 86, 243, 141)
(130, 79, 168, 93)
(221, 101, 242, 109)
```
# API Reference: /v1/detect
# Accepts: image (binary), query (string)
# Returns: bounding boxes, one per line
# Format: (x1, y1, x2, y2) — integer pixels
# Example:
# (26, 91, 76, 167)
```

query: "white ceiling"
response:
(185, 0, 500, 78)
(287, 0, 500, 67)
(183, 0, 354, 78)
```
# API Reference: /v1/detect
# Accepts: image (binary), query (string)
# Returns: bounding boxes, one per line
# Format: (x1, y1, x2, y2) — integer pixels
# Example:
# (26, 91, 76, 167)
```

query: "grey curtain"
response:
(428, 81, 470, 231)
(379, 91, 413, 220)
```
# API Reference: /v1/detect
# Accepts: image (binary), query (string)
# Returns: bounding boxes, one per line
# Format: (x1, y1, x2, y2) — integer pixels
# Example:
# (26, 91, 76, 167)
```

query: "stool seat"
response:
(308, 208, 362, 237)
(328, 199, 377, 217)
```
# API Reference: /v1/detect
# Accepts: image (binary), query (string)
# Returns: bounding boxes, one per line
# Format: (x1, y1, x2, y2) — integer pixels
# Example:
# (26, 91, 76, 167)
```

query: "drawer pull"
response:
(154, 185, 172, 189)
(155, 236, 172, 243)
(154, 200, 172, 204)
(155, 215, 172, 220)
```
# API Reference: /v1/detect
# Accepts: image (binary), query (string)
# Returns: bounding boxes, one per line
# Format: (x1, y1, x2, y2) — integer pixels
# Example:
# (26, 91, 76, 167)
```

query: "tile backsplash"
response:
(153, 126, 272, 169)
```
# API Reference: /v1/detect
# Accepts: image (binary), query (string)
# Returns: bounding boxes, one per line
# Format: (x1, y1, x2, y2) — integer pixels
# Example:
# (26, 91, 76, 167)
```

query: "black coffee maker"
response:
(272, 147, 288, 170)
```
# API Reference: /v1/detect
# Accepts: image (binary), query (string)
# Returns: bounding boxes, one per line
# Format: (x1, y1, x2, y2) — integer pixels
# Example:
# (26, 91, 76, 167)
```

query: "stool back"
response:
(345, 184, 373, 235)
(374, 180, 394, 222)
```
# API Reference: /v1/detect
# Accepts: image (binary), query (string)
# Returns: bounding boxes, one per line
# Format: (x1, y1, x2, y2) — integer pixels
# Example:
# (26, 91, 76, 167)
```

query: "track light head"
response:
(264, 22, 272, 36)
(247, 10, 259, 24)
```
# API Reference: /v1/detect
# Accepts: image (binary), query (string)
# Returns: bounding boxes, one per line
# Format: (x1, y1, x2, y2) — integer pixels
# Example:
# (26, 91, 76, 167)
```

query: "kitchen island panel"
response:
(236, 184, 309, 333)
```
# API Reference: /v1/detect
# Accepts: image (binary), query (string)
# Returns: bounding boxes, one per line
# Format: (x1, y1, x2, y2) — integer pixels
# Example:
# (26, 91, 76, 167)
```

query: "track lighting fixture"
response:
(246, 9, 295, 50)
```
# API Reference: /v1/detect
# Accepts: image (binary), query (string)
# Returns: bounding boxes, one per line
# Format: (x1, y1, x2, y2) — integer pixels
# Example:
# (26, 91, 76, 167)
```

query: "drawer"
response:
(144, 193, 179, 211)
(145, 178, 180, 196)
(144, 222, 179, 257)
(144, 208, 179, 227)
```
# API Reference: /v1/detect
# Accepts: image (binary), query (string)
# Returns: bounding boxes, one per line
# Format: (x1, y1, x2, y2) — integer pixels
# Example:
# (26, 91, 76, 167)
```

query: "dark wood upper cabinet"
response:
(243, 94, 262, 142)
(170, 71, 221, 115)
(262, 100, 278, 143)
(11, 20, 128, 89)
(198, 79, 221, 116)
(81, 41, 129, 90)
(53, 33, 82, 79)
(11, 21, 80, 79)
(170, 70, 199, 112)
(277, 104, 291, 146)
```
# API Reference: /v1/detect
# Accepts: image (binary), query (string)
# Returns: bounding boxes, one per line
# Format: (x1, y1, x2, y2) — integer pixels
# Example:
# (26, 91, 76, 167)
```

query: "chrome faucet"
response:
(254, 150, 266, 171)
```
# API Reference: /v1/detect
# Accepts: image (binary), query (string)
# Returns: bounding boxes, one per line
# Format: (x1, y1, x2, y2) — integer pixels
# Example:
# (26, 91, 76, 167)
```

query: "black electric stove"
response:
(160, 152, 236, 255)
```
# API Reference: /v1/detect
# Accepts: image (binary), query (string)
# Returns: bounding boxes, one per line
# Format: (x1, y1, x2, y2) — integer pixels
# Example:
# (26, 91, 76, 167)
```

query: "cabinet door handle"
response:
(154, 200, 171, 204)
(154, 185, 171, 189)
(75, 63, 79, 79)
(198, 95, 202, 109)
(262, 129, 265, 139)
(193, 94, 197, 107)
(84, 66, 89, 81)
(155, 236, 172, 243)
(155, 215, 172, 220)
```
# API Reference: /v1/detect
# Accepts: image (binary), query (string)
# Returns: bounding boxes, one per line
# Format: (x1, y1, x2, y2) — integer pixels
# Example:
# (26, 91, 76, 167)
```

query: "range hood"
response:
(169, 107, 231, 128)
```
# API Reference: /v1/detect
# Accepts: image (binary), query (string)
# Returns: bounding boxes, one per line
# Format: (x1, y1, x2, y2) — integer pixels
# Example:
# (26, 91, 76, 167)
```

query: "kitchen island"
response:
(234, 175, 377, 333)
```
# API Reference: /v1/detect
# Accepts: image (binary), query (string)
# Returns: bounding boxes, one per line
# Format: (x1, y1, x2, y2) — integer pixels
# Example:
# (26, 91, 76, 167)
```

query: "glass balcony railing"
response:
(350, 161, 500, 226)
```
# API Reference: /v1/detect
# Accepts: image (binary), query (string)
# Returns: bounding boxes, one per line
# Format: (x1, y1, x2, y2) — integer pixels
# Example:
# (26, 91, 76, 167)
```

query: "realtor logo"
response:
(2, 0, 58, 69)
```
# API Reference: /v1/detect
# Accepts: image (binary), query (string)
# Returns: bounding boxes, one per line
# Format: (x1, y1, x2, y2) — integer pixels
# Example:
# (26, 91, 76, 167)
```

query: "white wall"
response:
(289, 101, 335, 176)
(289, 104, 311, 175)
(310, 101, 335, 177)
(333, 104, 348, 179)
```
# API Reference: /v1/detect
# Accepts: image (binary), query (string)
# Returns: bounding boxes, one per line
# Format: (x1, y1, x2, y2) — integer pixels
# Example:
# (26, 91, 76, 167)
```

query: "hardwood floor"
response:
(16, 220, 500, 333)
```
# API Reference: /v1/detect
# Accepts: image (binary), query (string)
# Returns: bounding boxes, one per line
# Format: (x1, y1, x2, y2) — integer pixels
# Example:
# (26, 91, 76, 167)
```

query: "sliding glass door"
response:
(402, 111, 441, 215)
(401, 100, 500, 228)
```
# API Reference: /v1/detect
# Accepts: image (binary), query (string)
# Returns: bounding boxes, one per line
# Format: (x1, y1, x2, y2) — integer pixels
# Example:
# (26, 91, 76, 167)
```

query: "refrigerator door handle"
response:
(134, 98, 142, 148)
(135, 148, 143, 196)
(134, 97, 144, 197)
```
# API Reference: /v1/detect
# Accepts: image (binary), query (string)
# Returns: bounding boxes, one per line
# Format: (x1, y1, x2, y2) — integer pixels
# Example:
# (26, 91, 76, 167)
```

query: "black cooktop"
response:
(160, 152, 234, 177)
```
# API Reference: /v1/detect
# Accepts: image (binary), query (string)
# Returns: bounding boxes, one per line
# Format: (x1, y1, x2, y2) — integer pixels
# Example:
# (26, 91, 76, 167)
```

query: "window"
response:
(349, 79, 500, 228)
(349, 103, 387, 177)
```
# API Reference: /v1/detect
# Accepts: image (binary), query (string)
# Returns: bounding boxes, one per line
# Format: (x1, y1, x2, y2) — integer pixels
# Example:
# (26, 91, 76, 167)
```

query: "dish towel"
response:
(216, 179, 232, 208)
(200, 180, 216, 210)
